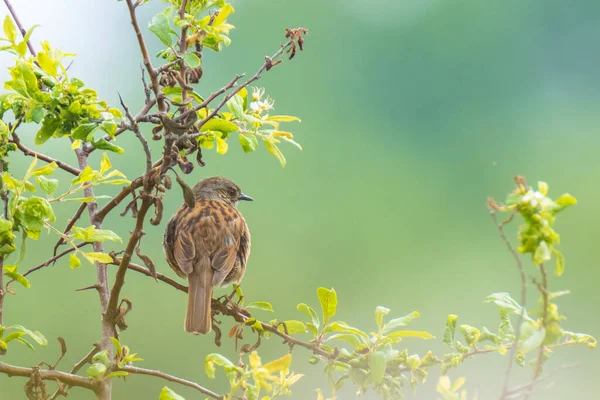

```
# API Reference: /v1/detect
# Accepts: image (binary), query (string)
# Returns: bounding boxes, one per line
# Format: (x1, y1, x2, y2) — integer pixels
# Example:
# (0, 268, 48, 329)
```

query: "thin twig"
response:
(119, 94, 152, 173)
(52, 203, 88, 259)
(2, 0, 37, 56)
(176, 38, 296, 124)
(11, 133, 81, 176)
(121, 365, 222, 399)
(489, 204, 528, 400)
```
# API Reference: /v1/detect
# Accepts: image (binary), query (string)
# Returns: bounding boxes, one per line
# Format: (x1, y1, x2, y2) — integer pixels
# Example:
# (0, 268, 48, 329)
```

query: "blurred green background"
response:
(1, 0, 599, 398)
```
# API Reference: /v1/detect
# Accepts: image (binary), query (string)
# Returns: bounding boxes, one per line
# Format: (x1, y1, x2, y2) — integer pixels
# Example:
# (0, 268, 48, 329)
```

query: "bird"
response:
(163, 177, 253, 334)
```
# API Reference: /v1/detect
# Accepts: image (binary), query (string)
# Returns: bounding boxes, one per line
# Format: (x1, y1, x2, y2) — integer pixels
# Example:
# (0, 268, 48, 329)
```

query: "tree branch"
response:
(0, 362, 98, 392)
(49, 344, 101, 400)
(121, 365, 222, 399)
(119, 94, 152, 174)
(489, 203, 527, 400)
(175, 38, 295, 125)
(11, 133, 81, 176)
(52, 203, 88, 259)
(2, 0, 37, 56)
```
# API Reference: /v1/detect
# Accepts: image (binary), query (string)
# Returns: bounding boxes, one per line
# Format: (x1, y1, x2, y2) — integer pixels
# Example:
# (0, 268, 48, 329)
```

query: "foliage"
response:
(0, 1, 595, 400)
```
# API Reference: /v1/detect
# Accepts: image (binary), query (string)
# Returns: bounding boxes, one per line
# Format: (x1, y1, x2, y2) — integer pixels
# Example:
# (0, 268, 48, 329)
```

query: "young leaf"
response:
(92, 350, 111, 367)
(297, 303, 320, 329)
(10, 325, 47, 346)
(84, 252, 113, 264)
(3, 15, 16, 43)
(36, 176, 58, 195)
(71, 123, 99, 140)
(317, 287, 337, 325)
(69, 254, 81, 269)
(387, 330, 434, 339)
(277, 320, 307, 334)
(149, 9, 174, 47)
(262, 353, 292, 374)
(182, 52, 201, 68)
(485, 293, 532, 322)
(375, 306, 390, 328)
(246, 301, 274, 312)
(239, 133, 258, 153)
(31, 161, 57, 176)
(442, 314, 458, 347)
(86, 363, 107, 379)
(381, 311, 420, 334)
(369, 351, 386, 384)
(159, 386, 185, 400)
(263, 137, 286, 167)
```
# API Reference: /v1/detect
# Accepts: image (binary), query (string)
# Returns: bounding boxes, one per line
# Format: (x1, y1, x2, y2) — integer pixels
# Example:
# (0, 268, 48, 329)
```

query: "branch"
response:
(119, 94, 152, 173)
(121, 365, 222, 399)
(11, 242, 90, 284)
(0, 163, 7, 325)
(52, 203, 88, 259)
(2, 0, 37, 56)
(124, 0, 165, 111)
(175, 38, 296, 125)
(0, 362, 98, 392)
(489, 203, 527, 400)
(93, 177, 145, 224)
(11, 133, 81, 176)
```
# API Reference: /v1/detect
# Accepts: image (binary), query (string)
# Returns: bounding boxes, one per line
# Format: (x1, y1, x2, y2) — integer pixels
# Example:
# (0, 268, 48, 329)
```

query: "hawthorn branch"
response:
(124, 0, 165, 111)
(2, 0, 37, 56)
(0, 362, 98, 392)
(11, 133, 81, 176)
(49, 344, 101, 400)
(175, 38, 296, 125)
(121, 365, 222, 399)
(489, 203, 527, 400)
(119, 94, 152, 173)
(52, 203, 88, 258)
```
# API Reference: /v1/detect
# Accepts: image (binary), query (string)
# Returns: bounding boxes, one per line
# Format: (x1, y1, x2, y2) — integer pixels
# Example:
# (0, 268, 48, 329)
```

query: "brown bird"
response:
(163, 177, 252, 334)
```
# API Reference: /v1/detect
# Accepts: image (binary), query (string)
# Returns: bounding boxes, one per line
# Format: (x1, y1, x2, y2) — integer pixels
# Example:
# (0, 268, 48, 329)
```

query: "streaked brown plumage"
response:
(163, 177, 252, 334)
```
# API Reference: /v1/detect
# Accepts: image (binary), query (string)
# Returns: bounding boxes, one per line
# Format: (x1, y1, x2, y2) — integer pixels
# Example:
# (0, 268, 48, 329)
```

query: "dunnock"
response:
(163, 177, 252, 334)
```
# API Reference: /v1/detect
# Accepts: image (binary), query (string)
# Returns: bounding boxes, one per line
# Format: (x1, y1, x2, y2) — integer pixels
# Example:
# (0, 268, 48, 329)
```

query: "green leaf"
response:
(533, 241, 551, 265)
(369, 351, 386, 384)
(556, 193, 577, 208)
(553, 249, 565, 276)
(325, 333, 362, 347)
(10, 325, 47, 346)
(71, 123, 99, 140)
(277, 320, 307, 334)
(100, 120, 118, 138)
(226, 94, 245, 120)
(388, 330, 434, 339)
(0, 218, 12, 232)
(246, 301, 274, 312)
(86, 362, 107, 379)
(381, 311, 420, 334)
(84, 252, 113, 264)
(201, 118, 238, 134)
(93, 350, 110, 367)
(106, 371, 129, 378)
(297, 303, 320, 330)
(182, 52, 201, 68)
(263, 137, 286, 167)
(266, 115, 301, 123)
(215, 135, 228, 155)
(205, 353, 235, 379)
(3, 16, 16, 43)
(69, 254, 81, 269)
(375, 306, 390, 328)
(91, 138, 125, 155)
(262, 353, 292, 374)
(485, 293, 532, 322)
(35, 117, 60, 145)
(518, 322, 546, 354)
(149, 9, 173, 47)
(3, 269, 30, 288)
(72, 226, 122, 243)
(159, 386, 186, 400)
(317, 287, 337, 325)
(442, 314, 458, 347)
(110, 337, 123, 358)
(71, 166, 96, 185)
(36, 176, 58, 195)
(239, 133, 258, 153)
(323, 322, 368, 338)
(31, 162, 57, 176)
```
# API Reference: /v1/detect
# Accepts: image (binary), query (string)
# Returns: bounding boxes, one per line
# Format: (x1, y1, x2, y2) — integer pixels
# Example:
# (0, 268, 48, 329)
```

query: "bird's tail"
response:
(185, 268, 213, 335)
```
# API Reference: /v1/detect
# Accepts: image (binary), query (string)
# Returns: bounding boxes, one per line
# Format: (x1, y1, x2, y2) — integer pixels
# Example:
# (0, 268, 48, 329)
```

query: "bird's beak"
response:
(238, 193, 254, 201)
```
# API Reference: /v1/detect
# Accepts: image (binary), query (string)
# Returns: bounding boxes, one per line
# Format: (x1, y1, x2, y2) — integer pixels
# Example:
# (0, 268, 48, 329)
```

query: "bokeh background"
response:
(1, 0, 599, 398)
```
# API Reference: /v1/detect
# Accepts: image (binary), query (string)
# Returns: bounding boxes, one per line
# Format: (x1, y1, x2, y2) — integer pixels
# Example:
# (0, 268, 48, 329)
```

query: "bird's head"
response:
(192, 177, 253, 207)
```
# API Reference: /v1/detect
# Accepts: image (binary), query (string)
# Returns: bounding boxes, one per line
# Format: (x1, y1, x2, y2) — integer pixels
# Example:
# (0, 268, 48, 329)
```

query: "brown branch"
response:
(0, 362, 98, 392)
(0, 163, 6, 325)
(119, 94, 152, 174)
(489, 204, 528, 400)
(2, 0, 37, 56)
(11, 133, 81, 176)
(52, 203, 88, 259)
(93, 177, 145, 224)
(124, 0, 165, 111)
(121, 365, 222, 399)
(176, 38, 296, 125)
(104, 196, 153, 325)
(13, 242, 90, 283)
